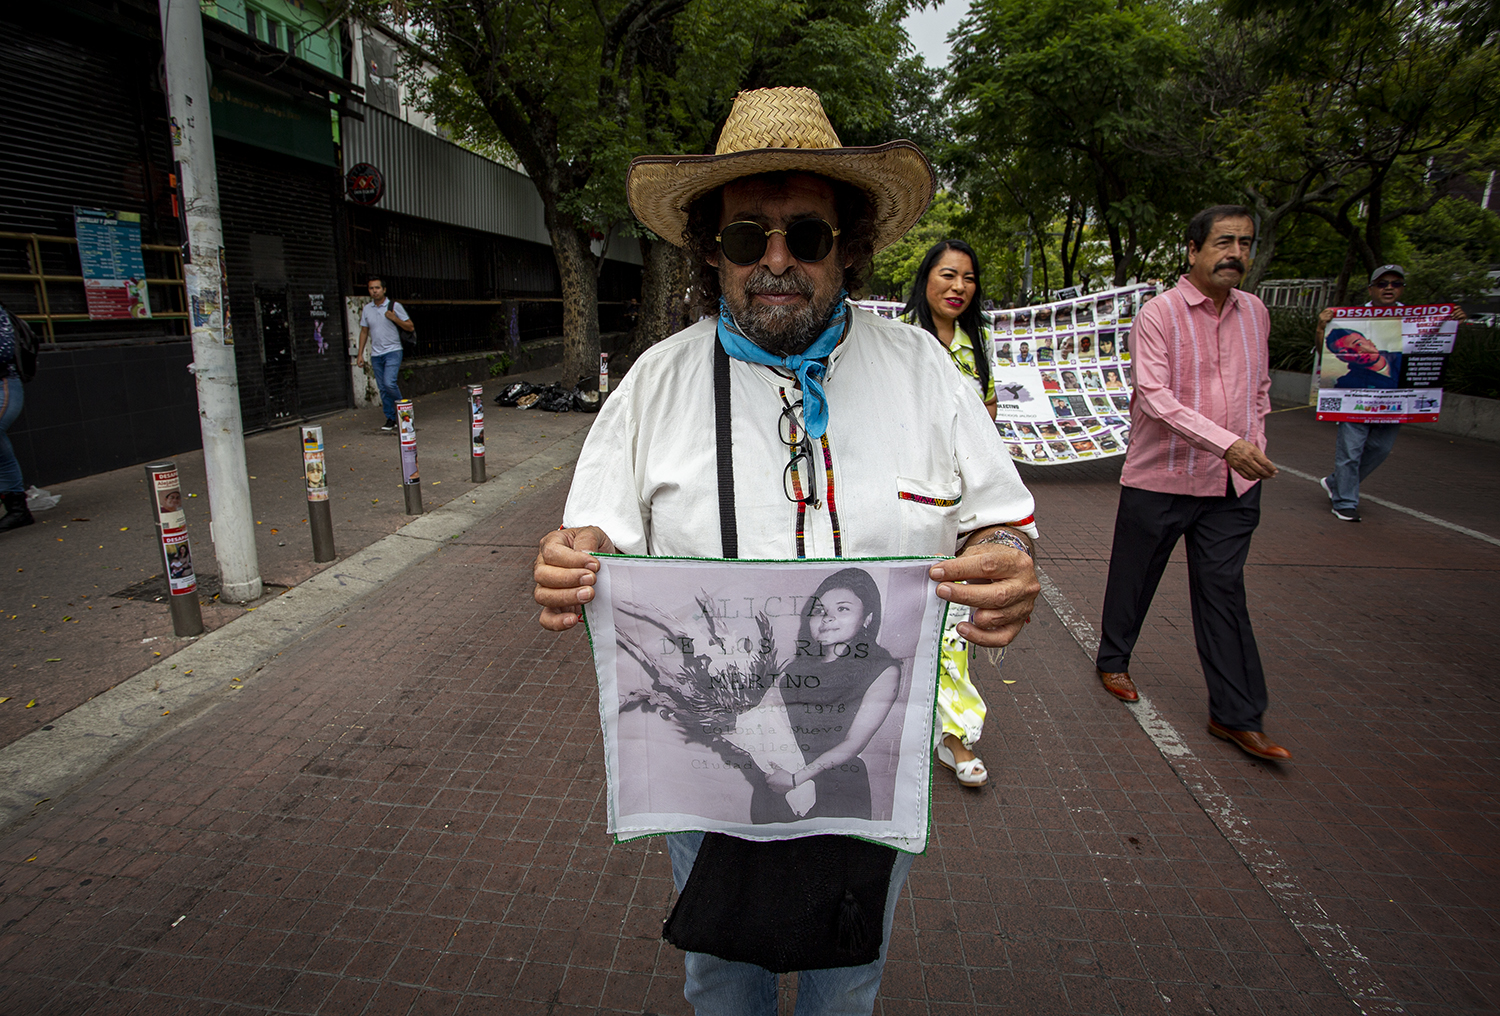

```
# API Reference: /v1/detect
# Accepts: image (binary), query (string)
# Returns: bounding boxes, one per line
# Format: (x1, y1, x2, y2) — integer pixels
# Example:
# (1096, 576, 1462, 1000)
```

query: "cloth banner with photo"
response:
(583, 557, 947, 853)
(1314, 304, 1459, 423)
(989, 283, 1158, 465)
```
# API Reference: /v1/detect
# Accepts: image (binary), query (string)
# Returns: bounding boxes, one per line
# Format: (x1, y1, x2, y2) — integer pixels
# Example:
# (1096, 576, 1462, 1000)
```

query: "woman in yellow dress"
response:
(901, 239, 1002, 787)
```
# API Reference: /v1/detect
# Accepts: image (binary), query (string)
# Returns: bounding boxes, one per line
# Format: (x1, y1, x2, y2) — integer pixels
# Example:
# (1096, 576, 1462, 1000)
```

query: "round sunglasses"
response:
(716, 219, 841, 266)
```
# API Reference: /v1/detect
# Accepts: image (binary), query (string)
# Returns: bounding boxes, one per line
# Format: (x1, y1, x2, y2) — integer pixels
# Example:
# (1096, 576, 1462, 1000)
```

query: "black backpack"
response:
(1, 305, 37, 382)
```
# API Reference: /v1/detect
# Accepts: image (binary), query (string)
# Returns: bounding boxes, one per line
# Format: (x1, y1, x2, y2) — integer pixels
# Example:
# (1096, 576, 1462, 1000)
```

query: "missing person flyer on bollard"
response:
(150, 467, 196, 596)
(397, 402, 419, 483)
(582, 557, 946, 853)
(1316, 304, 1459, 422)
(302, 427, 329, 501)
(468, 386, 485, 456)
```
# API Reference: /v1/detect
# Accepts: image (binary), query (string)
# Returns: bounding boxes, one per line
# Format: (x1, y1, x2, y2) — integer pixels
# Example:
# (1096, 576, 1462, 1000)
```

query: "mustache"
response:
(744, 267, 814, 298)
(1216, 258, 1246, 273)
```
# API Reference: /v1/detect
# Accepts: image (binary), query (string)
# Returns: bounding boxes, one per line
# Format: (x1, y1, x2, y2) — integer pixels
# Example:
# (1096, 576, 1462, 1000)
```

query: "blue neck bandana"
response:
(715, 290, 849, 438)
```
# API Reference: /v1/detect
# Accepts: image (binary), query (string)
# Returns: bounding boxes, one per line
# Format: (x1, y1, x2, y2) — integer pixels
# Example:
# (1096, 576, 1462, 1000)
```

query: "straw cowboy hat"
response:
(627, 86, 936, 254)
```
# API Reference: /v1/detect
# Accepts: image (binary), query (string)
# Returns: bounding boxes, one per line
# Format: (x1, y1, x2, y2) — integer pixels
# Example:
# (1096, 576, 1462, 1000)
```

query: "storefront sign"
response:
(74, 207, 151, 320)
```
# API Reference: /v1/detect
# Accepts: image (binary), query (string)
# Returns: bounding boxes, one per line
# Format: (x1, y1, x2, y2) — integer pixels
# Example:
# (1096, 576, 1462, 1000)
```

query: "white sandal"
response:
(936, 740, 988, 787)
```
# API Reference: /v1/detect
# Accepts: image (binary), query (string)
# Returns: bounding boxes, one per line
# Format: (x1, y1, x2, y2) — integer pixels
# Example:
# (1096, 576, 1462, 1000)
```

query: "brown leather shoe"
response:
(1208, 720, 1292, 762)
(1097, 668, 1139, 702)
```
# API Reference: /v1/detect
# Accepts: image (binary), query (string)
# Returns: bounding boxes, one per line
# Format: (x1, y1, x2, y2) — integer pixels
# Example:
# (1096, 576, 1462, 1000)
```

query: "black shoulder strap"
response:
(713, 336, 738, 560)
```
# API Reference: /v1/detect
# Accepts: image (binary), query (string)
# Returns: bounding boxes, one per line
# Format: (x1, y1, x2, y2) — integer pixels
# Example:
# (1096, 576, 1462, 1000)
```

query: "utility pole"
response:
(159, 0, 262, 603)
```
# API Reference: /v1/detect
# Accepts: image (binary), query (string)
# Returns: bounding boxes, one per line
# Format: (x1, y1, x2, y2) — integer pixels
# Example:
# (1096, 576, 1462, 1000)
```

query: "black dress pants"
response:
(1095, 480, 1268, 731)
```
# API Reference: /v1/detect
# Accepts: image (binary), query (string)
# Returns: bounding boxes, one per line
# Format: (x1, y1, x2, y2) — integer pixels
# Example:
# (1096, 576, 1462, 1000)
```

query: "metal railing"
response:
(1256, 278, 1336, 311)
(0, 231, 189, 342)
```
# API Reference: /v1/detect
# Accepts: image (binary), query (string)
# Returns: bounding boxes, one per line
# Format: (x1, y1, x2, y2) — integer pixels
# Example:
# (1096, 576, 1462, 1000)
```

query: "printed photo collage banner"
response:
(989, 284, 1157, 465)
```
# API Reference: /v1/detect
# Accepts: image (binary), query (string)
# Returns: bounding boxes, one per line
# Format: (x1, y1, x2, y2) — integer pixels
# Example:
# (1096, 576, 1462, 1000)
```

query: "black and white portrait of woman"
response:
(747, 568, 901, 823)
(587, 557, 944, 849)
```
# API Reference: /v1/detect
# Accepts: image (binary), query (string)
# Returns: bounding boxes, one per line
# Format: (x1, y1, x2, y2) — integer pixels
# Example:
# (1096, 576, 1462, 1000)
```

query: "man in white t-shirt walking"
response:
(356, 276, 414, 431)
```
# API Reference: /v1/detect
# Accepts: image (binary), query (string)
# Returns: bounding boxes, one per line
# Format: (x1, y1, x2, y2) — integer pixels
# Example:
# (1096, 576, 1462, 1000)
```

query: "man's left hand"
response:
(1225, 438, 1277, 481)
(929, 537, 1040, 648)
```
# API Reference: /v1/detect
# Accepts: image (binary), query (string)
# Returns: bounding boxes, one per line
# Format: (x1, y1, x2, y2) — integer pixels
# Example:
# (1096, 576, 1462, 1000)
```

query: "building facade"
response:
(3, 0, 641, 488)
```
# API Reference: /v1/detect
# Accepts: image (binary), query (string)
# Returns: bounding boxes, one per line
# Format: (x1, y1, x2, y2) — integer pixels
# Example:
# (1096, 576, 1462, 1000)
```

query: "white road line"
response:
(1278, 464, 1500, 549)
(1035, 565, 1405, 1015)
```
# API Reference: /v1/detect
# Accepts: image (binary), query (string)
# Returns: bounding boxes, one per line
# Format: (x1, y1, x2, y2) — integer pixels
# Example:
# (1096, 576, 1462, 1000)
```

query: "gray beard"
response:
(724, 266, 839, 356)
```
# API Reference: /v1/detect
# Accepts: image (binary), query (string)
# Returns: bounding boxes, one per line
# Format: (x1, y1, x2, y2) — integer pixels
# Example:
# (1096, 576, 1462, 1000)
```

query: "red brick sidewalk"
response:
(0, 405, 1494, 1015)
(0, 366, 591, 750)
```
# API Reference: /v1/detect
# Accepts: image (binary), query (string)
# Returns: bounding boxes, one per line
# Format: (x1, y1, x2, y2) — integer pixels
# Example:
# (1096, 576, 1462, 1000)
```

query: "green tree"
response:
(400, 0, 934, 372)
(1219, 0, 1500, 299)
(381, 0, 697, 383)
(870, 190, 965, 300)
(946, 0, 1213, 286)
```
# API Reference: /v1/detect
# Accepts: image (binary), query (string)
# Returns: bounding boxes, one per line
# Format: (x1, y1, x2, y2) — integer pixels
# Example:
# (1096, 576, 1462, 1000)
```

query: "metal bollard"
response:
(468, 384, 486, 483)
(396, 399, 423, 514)
(301, 426, 336, 562)
(144, 460, 205, 637)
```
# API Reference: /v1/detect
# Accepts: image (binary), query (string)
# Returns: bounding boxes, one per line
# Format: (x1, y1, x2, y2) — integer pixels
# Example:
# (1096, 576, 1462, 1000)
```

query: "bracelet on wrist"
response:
(968, 529, 1033, 558)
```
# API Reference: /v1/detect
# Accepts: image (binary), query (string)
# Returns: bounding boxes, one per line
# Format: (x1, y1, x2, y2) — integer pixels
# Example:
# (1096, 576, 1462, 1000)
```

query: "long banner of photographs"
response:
(584, 557, 947, 853)
(989, 283, 1157, 465)
(1315, 304, 1460, 423)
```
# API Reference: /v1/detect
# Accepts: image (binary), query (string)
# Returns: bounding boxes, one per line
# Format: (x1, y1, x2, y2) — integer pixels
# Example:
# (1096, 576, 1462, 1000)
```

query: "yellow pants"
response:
(936, 604, 998, 749)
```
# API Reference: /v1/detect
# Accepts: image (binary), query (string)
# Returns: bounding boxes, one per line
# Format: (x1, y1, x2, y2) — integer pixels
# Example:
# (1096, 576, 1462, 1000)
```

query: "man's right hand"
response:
(1225, 438, 1277, 481)
(534, 526, 616, 630)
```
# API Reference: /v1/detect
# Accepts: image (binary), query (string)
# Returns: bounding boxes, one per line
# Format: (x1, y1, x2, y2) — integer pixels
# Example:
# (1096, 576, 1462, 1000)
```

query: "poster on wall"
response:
(990, 283, 1155, 465)
(74, 207, 152, 320)
(584, 556, 947, 852)
(1314, 304, 1459, 423)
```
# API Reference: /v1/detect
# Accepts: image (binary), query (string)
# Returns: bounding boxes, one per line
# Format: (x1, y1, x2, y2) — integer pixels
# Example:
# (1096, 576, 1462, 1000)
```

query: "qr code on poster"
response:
(1318, 398, 1342, 411)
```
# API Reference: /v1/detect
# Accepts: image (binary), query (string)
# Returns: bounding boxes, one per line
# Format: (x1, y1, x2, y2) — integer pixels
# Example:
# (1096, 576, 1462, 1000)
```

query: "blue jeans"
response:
(0, 375, 23, 494)
(371, 350, 403, 422)
(666, 832, 916, 1016)
(1325, 422, 1400, 511)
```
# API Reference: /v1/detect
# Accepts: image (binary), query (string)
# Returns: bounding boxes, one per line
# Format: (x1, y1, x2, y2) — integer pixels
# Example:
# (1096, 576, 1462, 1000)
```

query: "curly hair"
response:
(682, 172, 878, 316)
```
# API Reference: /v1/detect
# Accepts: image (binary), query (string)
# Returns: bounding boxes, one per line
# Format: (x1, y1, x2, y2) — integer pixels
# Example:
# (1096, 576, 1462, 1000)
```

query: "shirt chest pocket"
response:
(895, 474, 963, 555)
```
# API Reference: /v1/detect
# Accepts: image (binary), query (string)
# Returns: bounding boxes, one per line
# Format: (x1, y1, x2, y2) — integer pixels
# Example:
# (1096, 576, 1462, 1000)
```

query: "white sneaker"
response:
(1319, 476, 1334, 501)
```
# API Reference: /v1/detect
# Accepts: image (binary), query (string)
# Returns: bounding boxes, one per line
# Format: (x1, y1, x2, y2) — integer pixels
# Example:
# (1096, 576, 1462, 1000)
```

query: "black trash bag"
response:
(533, 384, 575, 413)
(495, 382, 538, 407)
(571, 388, 602, 413)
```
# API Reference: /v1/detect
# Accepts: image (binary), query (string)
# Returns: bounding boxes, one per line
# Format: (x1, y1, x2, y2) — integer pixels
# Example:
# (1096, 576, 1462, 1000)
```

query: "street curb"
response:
(0, 428, 589, 834)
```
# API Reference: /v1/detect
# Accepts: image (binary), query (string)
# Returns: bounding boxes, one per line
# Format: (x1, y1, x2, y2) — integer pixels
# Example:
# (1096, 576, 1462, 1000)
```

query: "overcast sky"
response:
(901, 0, 969, 69)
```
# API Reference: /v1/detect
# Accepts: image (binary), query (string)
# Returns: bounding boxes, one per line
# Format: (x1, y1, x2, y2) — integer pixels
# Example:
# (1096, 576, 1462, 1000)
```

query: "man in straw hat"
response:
(533, 86, 1040, 1013)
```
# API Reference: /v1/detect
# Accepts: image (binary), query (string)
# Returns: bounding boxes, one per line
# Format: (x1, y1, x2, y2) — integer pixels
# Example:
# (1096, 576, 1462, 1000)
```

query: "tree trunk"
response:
(1102, 222, 1125, 292)
(548, 220, 602, 385)
(1333, 240, 1359, 305)
(1242, 205, 1287, 294)
(624, 237, 690, 361)
(1364, 176, 1384, 269)
(1242, 229, 1276, 294)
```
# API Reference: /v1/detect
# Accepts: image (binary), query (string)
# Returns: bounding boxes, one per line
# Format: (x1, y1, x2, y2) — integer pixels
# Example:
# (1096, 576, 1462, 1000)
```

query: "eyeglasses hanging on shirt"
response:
(778, 397, 822, 509)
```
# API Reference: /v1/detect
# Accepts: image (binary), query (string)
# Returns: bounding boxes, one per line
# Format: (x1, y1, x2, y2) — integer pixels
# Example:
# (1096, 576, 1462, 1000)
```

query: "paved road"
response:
(0, 396, 1494, 1015)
